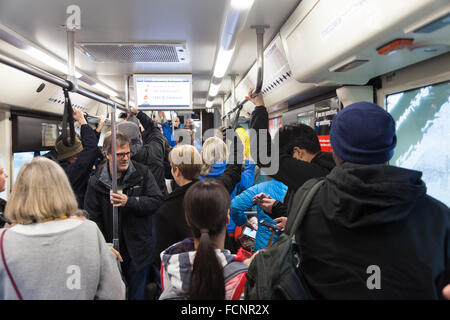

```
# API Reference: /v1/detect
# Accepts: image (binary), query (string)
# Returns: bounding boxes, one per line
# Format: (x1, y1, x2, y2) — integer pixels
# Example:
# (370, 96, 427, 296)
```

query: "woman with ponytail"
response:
(159, 179, 252, 300)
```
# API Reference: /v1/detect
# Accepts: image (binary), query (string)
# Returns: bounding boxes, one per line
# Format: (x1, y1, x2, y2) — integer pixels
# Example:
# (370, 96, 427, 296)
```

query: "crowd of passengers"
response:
(0, 89, 449, 300)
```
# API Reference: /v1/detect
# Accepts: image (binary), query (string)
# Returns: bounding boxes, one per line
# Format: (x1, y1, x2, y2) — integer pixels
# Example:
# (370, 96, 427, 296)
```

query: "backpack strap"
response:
(284, 178, 325, 237)
(1, 229, 23, 300)
(223, 260, 248, 300)
(223, 260, 249, 282)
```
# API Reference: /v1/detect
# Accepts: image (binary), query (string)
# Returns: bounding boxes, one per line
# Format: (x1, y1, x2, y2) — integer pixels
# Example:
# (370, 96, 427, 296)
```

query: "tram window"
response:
(297, 110, 315, 128)
(12, 151, 49, 183)
(12, 115, 61, 152)
(386, 81, 450, 207)
(269, 116, 282, 138)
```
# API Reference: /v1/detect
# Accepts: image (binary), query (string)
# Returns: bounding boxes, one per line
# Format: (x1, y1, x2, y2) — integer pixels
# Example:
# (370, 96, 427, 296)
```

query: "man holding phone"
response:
(246, 89, 335, 228)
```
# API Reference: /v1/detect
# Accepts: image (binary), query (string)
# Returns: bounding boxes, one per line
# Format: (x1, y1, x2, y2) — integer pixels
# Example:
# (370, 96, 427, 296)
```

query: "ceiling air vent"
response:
(76, 42, 189, 63)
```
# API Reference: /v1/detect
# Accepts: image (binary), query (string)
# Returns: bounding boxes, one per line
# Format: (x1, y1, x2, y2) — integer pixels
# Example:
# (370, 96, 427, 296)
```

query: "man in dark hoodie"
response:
(296, 101, 450, 299)
(246, 89, 335, 219)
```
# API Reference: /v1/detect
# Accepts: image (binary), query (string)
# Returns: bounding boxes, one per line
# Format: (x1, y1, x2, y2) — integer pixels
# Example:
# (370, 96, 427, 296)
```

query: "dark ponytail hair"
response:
(183, 179, 230, 300)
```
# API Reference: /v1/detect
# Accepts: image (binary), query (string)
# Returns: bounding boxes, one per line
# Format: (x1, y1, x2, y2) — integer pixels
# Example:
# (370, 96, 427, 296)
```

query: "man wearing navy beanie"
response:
(330, 101, 397, 165)
(295, 101, 450, 299)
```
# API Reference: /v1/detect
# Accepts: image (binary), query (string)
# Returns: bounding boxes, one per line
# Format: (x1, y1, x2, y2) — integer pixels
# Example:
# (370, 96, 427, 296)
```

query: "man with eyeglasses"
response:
(84, 132, 164, 300)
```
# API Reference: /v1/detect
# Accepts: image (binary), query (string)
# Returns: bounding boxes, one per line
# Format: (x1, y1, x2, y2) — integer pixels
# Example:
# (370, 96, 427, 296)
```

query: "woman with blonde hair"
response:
(153, 142, 242, 268)
(200, 136, 255, 250)
(0, 157, 125, 300)
(153, 144, 203, 267)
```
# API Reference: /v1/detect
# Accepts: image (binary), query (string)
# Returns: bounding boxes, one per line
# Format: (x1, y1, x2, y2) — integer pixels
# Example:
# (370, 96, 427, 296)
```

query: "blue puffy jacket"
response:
(161, 122, 176, 147)
(200, 160, 255, 234)
(230, 179, 287, 250)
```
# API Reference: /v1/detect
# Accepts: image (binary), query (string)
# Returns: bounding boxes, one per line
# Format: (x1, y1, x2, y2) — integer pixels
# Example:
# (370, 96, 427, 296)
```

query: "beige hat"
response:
(56, 137, 84, 161)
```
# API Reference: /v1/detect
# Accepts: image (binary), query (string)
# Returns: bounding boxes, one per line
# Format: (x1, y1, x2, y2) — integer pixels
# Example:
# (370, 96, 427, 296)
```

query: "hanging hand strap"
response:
(61, 88, 76, 146)
(1, 230, 23, 300)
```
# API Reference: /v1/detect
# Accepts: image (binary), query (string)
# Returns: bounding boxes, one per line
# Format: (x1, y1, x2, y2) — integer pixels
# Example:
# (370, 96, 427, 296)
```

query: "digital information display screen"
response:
(387, 81, 450, 207)
(135, 74, 192, 110)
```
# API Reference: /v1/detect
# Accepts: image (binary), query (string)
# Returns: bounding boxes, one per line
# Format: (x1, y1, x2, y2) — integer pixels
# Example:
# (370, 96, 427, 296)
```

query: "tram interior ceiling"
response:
(0, 1, 448, 192)
(0, 0, 449, 303)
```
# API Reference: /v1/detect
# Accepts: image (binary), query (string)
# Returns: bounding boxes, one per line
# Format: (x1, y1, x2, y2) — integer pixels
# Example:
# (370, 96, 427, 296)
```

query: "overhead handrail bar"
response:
(0, 51, 128, 112)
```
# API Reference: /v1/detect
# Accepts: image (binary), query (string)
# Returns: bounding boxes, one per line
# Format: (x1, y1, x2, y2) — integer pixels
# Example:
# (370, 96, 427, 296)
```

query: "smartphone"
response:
(259, 219, 282, 232)
(241, 226, 257, 239)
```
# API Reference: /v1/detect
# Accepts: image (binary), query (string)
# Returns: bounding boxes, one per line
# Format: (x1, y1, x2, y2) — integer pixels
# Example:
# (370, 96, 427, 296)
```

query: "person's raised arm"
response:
(246, 88, 273, 170)
(217, 133, 243, 194)
(159, 111, 176, 147)
(130, 107, 156, 132)
(94, 115, 106, 141)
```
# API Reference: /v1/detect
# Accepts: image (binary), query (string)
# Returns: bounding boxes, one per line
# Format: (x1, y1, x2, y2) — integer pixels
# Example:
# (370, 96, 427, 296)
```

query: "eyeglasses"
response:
(116, 152, 131, 159)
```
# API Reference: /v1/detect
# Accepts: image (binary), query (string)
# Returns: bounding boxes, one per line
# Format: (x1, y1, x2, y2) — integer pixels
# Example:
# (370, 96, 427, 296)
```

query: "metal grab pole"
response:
(231, 25, 268, 129)
(0, 52, 70, 89)
(110, 105, 119, 251)
(66, 30, 76, 85)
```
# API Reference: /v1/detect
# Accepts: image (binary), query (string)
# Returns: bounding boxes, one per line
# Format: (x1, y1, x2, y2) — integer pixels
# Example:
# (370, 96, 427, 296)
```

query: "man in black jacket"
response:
(246, 89, 335, 221)
(297, 101, 450, 299)
(56, 108, 100, 207)
(84, 132, 164, 300)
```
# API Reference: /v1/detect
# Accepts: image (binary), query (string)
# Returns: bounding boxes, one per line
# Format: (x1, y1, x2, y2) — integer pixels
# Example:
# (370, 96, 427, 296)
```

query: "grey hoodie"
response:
(0, 219, 125, 300)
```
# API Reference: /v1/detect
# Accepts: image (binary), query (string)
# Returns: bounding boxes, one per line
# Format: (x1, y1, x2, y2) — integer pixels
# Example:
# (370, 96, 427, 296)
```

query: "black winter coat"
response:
(249, 105, 335, 217)
(297, 163, 450, 299)
(59, 124, 100, 208)
(153, 180, 197, 264)
(84, 160, 164, 269)
(132, 111, 168, 197)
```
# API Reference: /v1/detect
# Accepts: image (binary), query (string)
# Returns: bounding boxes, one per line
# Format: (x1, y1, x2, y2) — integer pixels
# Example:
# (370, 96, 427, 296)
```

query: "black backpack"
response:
(244, 178, 324, 300)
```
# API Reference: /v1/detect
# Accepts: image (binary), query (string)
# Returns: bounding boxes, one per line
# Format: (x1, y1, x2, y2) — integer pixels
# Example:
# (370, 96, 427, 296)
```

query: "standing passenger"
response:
(230, 178, 287, 251)
(294, 102, 450, 299)
(154, 140, 242, 265)
(0, 157, 125, 300)
(126, 107, 168, 197)
(201, 137, 255, 250)
(159, 111, 180, 147)
(153, 145, 203, 265)
(246, 89, 335, 218)
(56, 108, 100, 207)
(84, 132, 164, 300)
